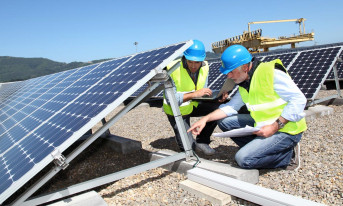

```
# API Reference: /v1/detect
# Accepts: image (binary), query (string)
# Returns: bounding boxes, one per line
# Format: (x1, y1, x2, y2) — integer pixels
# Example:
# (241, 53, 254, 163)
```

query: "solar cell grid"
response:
(259, 52, 297, 68)
(208, 61, 226, 89)
(287, 47, 341, 98)
(0, 41, 191, 204)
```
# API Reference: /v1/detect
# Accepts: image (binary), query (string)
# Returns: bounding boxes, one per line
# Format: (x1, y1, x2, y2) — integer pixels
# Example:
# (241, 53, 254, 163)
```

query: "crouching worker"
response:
(163, 40, 227, 155)
(188, 45, 307, 170)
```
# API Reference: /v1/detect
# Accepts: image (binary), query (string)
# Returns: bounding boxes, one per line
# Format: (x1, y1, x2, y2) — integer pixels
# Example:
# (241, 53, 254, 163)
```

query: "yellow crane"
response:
(212, 18, 315, 54)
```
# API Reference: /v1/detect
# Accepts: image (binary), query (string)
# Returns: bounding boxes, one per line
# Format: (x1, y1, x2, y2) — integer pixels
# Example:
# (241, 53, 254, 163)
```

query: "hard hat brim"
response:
(220, 66, 232, 75)
(184, 54, 205, 62)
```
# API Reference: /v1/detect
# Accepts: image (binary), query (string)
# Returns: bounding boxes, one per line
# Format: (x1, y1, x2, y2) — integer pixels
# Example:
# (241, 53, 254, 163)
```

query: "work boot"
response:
(196, 143, 215, 156)
(286, 143, 301, 171)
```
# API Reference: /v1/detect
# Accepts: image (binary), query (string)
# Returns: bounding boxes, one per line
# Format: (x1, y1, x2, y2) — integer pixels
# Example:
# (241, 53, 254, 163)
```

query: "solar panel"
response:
(0, 40, 192, 204)
(254, 44, 343, 99)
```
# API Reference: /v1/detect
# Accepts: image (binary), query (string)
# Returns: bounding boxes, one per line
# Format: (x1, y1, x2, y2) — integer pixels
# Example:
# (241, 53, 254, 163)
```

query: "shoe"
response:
(196, 143, 215, 156)
(286, 143, 301, 171)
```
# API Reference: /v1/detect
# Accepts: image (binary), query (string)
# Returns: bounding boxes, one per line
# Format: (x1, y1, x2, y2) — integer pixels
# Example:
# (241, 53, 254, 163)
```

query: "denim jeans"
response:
(167, 101, 220, 151)
(217, 114, 302, 169)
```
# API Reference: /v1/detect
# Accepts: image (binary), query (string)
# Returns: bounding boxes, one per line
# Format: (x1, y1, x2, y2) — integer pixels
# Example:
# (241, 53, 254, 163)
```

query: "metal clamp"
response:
(150, 70, 169, 82)
(51, 149, 69, 170)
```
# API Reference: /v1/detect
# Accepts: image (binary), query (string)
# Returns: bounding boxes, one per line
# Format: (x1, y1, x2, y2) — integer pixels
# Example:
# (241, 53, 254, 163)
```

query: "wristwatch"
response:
(276, 119, 285, 129)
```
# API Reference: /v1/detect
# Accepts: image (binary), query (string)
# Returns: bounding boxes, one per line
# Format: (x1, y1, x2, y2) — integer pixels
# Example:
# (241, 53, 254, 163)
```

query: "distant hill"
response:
(0, 52, 220, 83)
(0, 56, 110, 83)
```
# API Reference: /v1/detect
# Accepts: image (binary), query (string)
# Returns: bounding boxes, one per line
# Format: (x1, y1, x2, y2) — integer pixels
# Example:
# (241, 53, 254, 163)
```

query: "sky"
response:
(1, 0, 343, 63)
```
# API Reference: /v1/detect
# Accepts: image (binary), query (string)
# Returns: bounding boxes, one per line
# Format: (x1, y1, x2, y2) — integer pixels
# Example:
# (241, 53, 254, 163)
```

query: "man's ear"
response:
(243, 64, 248, 73)
(245, 62, 252, 73)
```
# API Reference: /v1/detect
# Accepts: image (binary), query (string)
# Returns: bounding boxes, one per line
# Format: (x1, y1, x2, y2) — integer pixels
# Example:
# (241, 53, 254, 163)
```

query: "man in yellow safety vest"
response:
(163, 40, 227, 155)
(188, 45, 307, 170)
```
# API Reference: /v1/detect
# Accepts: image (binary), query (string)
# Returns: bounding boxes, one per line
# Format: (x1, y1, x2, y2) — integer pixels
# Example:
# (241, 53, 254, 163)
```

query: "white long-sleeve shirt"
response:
(219, 69, 307, 122)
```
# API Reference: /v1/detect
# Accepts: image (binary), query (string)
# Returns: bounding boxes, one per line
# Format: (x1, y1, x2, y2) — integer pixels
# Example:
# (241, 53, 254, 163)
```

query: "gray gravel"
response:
(43, 89, 343, 206)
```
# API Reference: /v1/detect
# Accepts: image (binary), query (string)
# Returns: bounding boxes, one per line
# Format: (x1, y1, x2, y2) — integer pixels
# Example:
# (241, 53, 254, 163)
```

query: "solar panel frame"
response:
(0, 40, 193, 204)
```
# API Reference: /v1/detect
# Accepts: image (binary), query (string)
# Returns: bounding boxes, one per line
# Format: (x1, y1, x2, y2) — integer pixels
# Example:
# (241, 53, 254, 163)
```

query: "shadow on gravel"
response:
(150, 137, 241, 166)
(100, 169, 173, 199)
(149, 136, 180, 151)
(258, 168, 286, 175)
(205, 145, 239, 165)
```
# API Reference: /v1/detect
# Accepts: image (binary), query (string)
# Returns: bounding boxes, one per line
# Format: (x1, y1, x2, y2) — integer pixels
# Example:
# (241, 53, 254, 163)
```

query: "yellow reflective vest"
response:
(239, 59, 307, 135)
(163, 59, 209, 115)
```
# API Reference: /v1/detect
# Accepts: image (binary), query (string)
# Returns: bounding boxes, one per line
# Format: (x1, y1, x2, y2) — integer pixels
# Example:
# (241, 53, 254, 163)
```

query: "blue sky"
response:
(1, 0, 343, 63)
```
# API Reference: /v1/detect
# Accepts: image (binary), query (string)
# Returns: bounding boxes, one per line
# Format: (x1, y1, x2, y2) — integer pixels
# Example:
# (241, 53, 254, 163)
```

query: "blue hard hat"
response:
(219, 45, 252, 74)
(184, 40, 206, 62)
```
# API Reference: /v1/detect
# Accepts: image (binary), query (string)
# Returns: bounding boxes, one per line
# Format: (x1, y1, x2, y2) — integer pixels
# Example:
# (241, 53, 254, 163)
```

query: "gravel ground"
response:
(39, 89, 342, 206)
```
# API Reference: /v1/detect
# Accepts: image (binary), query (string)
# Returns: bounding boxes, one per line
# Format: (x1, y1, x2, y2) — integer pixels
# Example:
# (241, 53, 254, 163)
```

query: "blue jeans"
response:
(217, 114, 302, 169)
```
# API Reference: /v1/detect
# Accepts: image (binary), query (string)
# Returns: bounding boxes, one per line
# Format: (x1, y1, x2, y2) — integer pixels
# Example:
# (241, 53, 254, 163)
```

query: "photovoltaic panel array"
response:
(0, 40, 192, 204)
(131, 43, 343, 102)
(254, 43, 343, 100)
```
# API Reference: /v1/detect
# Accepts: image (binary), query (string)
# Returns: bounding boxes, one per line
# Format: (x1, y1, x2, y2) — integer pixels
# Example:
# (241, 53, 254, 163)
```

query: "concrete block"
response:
(180, 180, 231, 206)
(47, 191, 107, 206)
(150, 150, 259, 184)
(103, 135, 142, 154)
(305, 105, 334, 121)
(136, 102, 150, 108)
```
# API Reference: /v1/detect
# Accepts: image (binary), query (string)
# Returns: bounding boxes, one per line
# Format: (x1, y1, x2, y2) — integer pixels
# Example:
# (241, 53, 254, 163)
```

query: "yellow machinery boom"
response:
(212, 18, 315, 54)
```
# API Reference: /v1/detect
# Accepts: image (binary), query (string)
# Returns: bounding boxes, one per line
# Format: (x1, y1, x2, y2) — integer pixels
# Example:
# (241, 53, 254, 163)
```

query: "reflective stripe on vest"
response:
(163, 98, 191, 107)
(163, 59, 209, 116)
(239, 59, 307, 135)
(246, 98, 286, 111)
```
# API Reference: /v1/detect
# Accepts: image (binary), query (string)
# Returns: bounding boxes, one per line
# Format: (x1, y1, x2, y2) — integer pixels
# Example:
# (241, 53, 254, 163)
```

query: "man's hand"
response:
(253, 122, 279, 137)
(183, 88, 212, 102)
(187, 118, 208, 135)
(218, 92, 229, 103)
(194, 88, 212, 98)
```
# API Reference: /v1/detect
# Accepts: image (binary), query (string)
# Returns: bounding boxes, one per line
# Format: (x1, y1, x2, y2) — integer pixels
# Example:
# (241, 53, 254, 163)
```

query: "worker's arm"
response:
(188, 91, 244, 135)
(183, 88, 213, 102)
(182, 73, 213, 102)
(187, 108, 227, 135)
